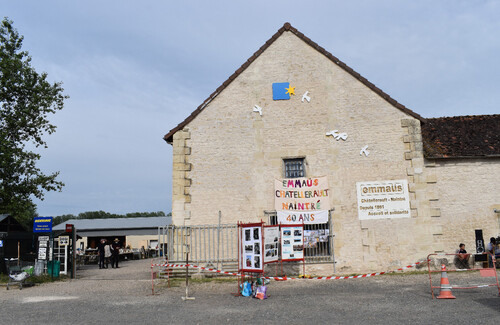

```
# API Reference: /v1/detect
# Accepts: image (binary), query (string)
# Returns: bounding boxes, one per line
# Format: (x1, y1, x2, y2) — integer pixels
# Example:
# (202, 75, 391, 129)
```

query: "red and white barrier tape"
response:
(151, 261, 424, 280)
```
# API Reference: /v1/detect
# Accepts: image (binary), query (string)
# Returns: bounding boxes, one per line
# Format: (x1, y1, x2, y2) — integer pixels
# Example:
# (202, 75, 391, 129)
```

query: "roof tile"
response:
(422, 115, 500, 158)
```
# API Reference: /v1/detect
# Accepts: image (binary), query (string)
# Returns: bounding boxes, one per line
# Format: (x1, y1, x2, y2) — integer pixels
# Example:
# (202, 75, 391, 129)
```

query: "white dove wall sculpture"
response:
(360, 145, 370, 157)
(326, 130, 348, 141)
(253, 105, 263, 116)
(302, 91, 311, 103)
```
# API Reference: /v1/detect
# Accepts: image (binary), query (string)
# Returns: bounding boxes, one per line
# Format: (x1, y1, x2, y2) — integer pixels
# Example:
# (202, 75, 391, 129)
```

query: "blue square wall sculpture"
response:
(272, 82, 290, 100)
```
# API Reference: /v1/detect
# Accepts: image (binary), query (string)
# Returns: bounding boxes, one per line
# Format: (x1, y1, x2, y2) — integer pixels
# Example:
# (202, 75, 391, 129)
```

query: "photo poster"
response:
(281, 225, 304, 261)
(263, 226, 280, 264)
(239, 223, 264, 273)
(303, 229, 330, 248)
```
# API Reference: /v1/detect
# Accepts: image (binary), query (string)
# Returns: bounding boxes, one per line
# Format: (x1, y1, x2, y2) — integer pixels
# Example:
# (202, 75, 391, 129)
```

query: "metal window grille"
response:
(265, 211, 278, 225)
(284, 158, 305, 178)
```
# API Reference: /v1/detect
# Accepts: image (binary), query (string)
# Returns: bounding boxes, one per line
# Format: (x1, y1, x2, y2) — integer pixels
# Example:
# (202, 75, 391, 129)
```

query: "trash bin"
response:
(47, 260, 60, 277)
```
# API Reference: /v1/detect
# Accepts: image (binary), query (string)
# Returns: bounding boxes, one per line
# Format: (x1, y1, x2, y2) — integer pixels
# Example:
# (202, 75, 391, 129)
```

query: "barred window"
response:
(265, 211, 278, 226)
(284, 158, 305, 178)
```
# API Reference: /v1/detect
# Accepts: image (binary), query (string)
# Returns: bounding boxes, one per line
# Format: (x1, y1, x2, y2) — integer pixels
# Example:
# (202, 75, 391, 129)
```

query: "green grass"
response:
(0, 274, 9, 283)
(157, 276, 239, 288)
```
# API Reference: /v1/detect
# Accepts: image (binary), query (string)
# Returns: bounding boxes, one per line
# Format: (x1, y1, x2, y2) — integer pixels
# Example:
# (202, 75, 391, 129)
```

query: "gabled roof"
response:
(163, 22, 424, 143)
(0, 214, 27, 232)
(422, 114, 500, 159)
(52, 216, 171, 231)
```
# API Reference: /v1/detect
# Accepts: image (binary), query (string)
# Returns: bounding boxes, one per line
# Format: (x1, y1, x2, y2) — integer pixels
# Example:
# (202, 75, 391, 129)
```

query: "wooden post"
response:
(72, 227, 77, 279)
(181, 250, 195, 300)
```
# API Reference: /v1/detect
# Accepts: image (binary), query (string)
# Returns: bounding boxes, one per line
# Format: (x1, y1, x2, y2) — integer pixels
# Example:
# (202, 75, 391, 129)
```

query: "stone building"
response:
(164, 23, 500, 273)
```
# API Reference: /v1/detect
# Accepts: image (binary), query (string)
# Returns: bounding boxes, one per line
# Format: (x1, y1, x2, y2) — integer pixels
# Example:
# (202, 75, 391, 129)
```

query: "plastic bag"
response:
(254, 285, 267, 300)
(241, 281, 252, 297)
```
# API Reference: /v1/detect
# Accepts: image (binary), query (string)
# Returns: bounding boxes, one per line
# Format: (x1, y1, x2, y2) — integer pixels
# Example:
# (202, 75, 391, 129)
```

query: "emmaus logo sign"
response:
(356, 180, 411, 220)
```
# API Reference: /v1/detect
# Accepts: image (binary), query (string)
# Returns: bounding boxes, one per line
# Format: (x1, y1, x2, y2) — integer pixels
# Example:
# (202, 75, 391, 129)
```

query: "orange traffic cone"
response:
(437, 264, 456, 299)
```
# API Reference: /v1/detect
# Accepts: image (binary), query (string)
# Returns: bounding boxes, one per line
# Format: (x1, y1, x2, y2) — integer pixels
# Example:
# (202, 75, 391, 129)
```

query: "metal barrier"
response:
(159, 223, 239, 270)
(427, 252, 500, 298)
(158, 222, 335, 270)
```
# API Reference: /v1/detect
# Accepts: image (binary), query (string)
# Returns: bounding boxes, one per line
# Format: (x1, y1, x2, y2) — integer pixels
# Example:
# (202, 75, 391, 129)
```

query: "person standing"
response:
(104, 241, 112, 269)
(111, 238, 122, 268)
(97, 239, 106, 269)
(486, 237, 496, 268)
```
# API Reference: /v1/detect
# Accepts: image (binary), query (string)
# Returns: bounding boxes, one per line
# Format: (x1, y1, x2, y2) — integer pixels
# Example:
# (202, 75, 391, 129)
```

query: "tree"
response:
(0, 18, 67, 227)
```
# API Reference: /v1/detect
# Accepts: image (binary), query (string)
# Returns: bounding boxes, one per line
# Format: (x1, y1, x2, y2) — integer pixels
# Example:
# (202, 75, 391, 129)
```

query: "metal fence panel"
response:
(160, 224, 238, 264)
(160, 215, 334, 268)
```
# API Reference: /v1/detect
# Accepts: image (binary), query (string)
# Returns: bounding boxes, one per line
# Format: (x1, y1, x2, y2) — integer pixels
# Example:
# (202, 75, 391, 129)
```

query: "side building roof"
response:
(52, 216, 172, 231)
(422, 114, 500, 159)
(0, 214, 27, 232)
(163, 22, 424, 143)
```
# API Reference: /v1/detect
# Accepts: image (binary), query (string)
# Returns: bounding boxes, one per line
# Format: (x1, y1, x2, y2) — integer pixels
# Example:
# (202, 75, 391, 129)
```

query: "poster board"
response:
(238, 223, 264, 273)
(263, 225, 280, 264)
(281, 225, 304, 261)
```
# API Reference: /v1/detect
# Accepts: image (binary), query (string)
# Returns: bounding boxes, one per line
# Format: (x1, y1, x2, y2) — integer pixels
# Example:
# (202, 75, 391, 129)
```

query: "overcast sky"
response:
(2, 1, 499, 217)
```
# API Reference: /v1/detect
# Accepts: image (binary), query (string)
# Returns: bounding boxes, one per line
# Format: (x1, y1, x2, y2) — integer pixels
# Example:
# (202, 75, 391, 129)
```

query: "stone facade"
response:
(430, 158, 500, 253)
(167, 28, 500, 273)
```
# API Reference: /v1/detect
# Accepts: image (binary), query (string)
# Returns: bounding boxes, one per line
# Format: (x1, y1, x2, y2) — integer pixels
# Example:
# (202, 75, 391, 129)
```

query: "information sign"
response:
(38, 247, 47, 260)
(356, 179, 411, 220)
(59, 236, 69, 246)
(33, 217, 53, 233)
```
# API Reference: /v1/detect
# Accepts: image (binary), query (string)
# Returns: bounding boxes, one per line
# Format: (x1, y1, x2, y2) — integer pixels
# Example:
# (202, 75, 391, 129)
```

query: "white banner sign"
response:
(277, 210, 329, 225)
(356, 179, 411, 220)
(275, 177, 330, 224)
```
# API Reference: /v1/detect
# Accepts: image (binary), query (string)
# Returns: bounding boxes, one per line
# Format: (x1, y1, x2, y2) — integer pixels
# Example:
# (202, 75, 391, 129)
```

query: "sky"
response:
(2, 1, 499, 217)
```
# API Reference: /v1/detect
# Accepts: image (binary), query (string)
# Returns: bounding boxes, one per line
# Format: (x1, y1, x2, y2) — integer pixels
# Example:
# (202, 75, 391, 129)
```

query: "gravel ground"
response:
(0, 259, 499, 324)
